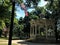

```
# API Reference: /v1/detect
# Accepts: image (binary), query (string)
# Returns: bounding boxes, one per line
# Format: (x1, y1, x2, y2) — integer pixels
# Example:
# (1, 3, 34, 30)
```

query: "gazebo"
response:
(29, 18, 55, 39)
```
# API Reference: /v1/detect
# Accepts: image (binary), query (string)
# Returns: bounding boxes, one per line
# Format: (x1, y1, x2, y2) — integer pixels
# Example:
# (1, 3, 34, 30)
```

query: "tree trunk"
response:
(0, 30, 2, 37)
(54, 18, 58, 42)
(8, 1, 15, 45)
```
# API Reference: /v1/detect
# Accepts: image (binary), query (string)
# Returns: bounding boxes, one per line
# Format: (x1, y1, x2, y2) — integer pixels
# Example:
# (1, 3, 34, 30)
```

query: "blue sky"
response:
(15, 0, 47, 19)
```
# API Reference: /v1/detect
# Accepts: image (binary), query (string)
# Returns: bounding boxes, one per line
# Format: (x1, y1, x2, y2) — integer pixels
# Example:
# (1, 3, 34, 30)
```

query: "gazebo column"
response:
(33, 25, 35, 38)
(37, 25, 40, 38)
(35, 25, 37, 37)
(30, 26, 32, 38)
(38, 25, 39, 35)
(30, 25, 33, 38)
(39, 26, 40, 36)
(30, 25, 35, 38)
(45, 19, 48, 39)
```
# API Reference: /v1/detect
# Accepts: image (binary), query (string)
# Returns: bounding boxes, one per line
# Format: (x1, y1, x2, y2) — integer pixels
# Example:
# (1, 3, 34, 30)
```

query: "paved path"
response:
(0, 40, 60, 45)
(14, 40, 60, 45)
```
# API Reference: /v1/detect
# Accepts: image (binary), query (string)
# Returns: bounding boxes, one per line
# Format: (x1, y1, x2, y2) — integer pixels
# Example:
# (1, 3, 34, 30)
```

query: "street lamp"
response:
(8, 0, 15, 45)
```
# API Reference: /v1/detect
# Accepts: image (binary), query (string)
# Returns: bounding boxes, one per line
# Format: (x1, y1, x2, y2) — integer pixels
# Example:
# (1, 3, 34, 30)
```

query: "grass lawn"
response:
(0, 37, 8, 40)
(0, 43, 17, 45)
(0, 38, 17, 45)
(0, 37, 8, 42)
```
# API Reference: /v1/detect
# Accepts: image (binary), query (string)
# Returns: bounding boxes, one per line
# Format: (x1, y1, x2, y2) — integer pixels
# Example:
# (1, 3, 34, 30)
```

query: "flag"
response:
(20, 3, 26, 10)
(21, 3, 28, 16)
(25, 11, 28, 16)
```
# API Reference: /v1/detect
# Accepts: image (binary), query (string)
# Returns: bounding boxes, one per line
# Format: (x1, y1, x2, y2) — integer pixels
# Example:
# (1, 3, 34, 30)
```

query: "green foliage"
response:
(14, 18, 18, 25)
(45, 0, 60, 40)
(45, 0, 60, 19)
(0, 20, 5, 30)
(18, 0, 23, 4)
(0, 0, 12, 19)
(13, 24, 24, 37)
(18, 17, 24, 24)
(35, 7, 46, 15)
(19, 24, 24, 30)
(29, 15, 39, 20)
(0, 0, 13, 38)
(4, 19, 10, 28)
(17, 0, 41, 8)
(29, 11, 39, 20)
(25, 0, 41, 7)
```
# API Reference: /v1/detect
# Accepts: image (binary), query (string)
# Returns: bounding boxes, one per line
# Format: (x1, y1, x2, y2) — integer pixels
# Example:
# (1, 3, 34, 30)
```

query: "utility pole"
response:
(8, 0, 15, 45)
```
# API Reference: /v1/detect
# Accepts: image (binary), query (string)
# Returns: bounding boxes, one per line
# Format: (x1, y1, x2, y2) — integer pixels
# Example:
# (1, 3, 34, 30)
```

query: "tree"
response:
(13, 24, 24, 37)
(0, 0, 17, 38)
(45, 0, 60, 41)
(29, 11, 39, 20)
(0, 29, 2, 37)
(0, 0, 12, 37)
(18, 17, 24, 24)
(0, 20, 5, 37)
(13, 17, 25, 39)
(0, 0, 13, 30)
(0, 0, 12, 19)
(14, 18, 18, 25)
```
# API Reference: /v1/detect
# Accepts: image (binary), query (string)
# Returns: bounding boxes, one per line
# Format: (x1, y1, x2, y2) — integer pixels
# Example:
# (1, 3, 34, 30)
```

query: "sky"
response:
(15, 0, 48, 19)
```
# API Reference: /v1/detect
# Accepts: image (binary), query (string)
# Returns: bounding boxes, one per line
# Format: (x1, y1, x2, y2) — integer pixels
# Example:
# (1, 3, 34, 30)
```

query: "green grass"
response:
(0, 37, 8, 40)
(0, 37, 18, 45)
(0, 37, 8, 42)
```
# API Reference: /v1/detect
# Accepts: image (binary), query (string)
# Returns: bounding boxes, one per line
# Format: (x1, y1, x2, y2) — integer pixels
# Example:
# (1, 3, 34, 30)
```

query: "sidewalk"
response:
(17, 40, 60, 45)
(0, 39, 60, 45)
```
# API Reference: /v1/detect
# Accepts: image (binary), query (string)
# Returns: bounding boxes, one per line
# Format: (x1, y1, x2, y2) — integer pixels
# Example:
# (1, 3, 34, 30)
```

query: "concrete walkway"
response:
(15, 40, 60, 45)
(0, 40, 60, 45)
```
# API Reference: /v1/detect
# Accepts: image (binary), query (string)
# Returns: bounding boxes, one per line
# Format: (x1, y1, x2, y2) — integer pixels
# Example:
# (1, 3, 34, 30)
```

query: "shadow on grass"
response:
(0, 37, 8, 40)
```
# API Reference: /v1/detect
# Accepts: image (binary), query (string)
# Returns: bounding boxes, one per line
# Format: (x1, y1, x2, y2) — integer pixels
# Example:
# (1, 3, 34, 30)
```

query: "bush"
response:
(13, 24, 25, 39)
(12, 37, 20, 40)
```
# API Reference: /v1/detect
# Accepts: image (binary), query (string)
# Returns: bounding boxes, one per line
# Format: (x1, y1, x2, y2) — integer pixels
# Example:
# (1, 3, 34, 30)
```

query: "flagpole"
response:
(8, 0, 15, 45)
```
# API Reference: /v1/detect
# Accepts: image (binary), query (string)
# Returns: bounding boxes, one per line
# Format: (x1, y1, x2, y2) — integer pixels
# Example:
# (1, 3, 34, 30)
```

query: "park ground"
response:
(0, 38, 60, 45)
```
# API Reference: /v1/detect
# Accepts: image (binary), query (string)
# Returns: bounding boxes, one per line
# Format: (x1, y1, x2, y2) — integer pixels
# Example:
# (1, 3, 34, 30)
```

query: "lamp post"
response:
(8, 0, 15, 45)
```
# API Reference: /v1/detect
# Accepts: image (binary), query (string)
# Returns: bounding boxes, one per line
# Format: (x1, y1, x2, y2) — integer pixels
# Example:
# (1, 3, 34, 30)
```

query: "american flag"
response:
(25, 10, 28, 16)
(21, 3, 28, 16)
(21, 3, 26, 10)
